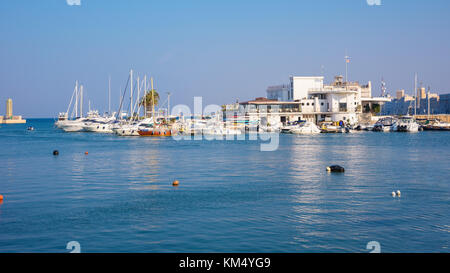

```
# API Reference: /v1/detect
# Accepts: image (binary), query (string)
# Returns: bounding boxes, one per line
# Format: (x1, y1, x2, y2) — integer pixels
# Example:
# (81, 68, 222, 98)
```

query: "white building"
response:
(224, 75, 390, 126)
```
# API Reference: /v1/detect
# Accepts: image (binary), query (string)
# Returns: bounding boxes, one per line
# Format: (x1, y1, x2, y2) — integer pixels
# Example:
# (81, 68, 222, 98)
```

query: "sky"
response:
(1, 0, 450, 117)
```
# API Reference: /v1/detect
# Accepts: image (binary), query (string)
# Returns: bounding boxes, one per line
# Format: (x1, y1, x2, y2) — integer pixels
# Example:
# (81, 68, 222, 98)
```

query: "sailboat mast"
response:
(151, 77, 155, 119)
(108, 75, 111, 115)
(75, 81, 78, 118)
(80, 85, 83, 118)
(414, 73, 417, 116)
(130, 69, 133, 119)
(144, 75, 147, 118)
(167, 92, 171, 118)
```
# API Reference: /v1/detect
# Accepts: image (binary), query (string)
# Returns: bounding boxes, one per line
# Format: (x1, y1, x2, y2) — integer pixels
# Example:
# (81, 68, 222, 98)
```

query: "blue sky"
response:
(1, 0, 450, 117)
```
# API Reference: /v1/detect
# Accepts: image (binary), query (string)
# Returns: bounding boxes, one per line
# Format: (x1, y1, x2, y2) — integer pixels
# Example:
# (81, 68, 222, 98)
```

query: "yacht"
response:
(113, 118, 154, 136)
(289, 121, 321, 134)
(397, 116, 419, 132)
(373, 117, 398, 132)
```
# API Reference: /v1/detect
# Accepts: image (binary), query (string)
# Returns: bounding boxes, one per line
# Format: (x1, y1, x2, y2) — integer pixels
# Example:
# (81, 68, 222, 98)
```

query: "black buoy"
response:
(326, 165, 345, 173)
(53, 150, 59, 156)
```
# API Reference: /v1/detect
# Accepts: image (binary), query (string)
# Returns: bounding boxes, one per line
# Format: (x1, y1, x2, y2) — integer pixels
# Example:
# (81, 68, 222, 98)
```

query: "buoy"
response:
(172, 180, 179, 186)
(326, 165, 345, 173)
(391, 191, 396, 197)
(396, 190, 401, 197)
(53, 150, 59, 156)
(85, 151, 89, 155)
(0, 195, 4, 200)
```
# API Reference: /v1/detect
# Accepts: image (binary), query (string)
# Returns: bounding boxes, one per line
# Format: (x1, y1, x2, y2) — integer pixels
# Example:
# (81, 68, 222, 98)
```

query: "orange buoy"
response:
(172, 180, 179, 186)
(0, 195, 4, 201)
(85, 151, 89, 155)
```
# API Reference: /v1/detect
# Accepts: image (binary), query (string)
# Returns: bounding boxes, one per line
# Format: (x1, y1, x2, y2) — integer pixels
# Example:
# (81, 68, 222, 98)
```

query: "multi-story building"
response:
(223, 75, 390, 125)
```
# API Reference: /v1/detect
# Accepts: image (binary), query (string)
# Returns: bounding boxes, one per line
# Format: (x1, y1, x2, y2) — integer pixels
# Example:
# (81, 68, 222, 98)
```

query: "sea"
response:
(0, 119, 448, 253)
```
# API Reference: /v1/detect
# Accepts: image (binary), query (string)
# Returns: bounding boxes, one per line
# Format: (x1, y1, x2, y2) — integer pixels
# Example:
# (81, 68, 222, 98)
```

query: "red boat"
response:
(138, 126, 172, 136)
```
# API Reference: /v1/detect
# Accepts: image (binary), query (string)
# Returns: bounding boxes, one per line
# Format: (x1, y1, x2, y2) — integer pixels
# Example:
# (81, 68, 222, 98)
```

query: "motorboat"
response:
(289, 121, 321, 134)
(319, 122, 349, 133)
(397, 116, 419, 132)
(373, 117, 398, 132)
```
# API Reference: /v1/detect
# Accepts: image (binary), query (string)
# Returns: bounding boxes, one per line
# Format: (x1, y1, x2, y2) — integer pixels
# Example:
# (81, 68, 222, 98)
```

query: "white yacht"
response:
(373, 117, 398, 132)
(289, 121, 321, 134)
(397, 116, 419, 132)
(113, 118, 154, 136)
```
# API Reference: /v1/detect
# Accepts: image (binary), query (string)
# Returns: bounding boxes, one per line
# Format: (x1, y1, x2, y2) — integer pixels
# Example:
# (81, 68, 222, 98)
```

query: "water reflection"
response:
(128, 139, 162, 190)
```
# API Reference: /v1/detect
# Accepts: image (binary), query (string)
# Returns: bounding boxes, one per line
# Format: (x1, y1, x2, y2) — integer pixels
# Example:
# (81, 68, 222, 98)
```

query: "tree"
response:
(140, 89, 160, 116)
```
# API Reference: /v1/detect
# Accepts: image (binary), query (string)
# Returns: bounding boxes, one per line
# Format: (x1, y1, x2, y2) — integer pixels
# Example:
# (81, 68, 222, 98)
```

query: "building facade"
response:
(224, 75, 389, 126)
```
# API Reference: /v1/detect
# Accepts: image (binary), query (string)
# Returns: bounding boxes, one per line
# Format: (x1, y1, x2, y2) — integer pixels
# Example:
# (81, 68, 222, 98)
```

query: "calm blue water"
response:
(0, 119, 448, 253)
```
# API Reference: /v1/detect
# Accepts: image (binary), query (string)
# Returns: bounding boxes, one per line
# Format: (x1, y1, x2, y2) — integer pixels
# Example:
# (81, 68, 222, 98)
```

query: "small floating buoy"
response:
(0, 195, 4, 200)
(85, 151, 89, 155)
(391, 191, 396, 197)
(27, 126, 34, 131)
(396, 190, 401, 197)
(326, 165, 345, 173)
(53, 150, 59, 156)
(172, 180, 179, 186)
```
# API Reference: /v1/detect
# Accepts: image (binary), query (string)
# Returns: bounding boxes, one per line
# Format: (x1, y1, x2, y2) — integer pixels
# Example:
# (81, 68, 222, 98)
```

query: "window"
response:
(307, 103, 310, 106)
(312, 103, 314, 106)
(302, 103, 304, 106)
(339, 103, 347, 112)
(321, 102, 324, 106)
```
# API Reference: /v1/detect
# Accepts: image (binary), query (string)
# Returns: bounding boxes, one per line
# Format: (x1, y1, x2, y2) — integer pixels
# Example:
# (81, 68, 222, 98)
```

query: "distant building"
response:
(382, 90, 449, 115)
(396, 90, 405, 100)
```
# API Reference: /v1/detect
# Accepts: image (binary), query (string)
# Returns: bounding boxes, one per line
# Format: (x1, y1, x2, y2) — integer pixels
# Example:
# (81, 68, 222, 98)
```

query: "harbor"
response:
(52, 71, 450, 138)
(0, 118, 449, 252)
(1, 0, 449, 259)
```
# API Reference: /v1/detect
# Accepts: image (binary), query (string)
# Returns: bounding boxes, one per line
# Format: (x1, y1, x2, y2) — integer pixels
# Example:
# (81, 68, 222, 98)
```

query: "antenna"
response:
(344, 52, 350, 83)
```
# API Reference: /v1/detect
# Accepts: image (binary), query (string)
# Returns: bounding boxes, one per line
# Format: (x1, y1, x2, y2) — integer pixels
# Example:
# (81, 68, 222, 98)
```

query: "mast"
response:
(344, 52, 350, 84)
(80, 85, 83, 118)
(130, 69, 133, 118)
(151, 77, 155, 120)
(414, 73, 417, 116)
(144, 75, 147, 118)
(75, 81, 78, 118)
(167, 92, 171, 118)
(135, 76, 140, 120)
(67, 81, 77, 118)
(108, 75, 111, 115)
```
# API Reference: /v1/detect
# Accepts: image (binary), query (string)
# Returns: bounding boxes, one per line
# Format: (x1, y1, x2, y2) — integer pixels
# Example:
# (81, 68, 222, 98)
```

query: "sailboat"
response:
(138, 77, 172, 137)
(56, 82, 99, 132)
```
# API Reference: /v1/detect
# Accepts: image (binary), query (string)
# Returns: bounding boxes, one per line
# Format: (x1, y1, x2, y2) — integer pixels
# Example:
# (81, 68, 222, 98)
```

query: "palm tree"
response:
(141, 89, 160, 117)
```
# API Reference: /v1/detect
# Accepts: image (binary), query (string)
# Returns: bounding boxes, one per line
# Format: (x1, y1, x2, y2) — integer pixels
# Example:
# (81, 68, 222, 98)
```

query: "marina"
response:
(0, 119, 448, 252)
(1, 0, 449, 259)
